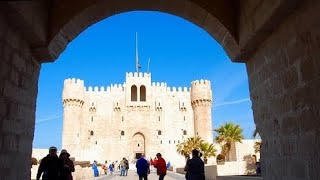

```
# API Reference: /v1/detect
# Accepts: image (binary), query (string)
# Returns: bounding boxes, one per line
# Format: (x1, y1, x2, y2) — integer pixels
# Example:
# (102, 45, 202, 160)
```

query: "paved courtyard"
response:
(96, 168, 185, 180)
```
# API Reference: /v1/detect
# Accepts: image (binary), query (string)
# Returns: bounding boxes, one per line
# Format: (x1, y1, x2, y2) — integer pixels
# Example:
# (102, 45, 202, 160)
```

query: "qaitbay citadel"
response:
(62, 72, 213, 166)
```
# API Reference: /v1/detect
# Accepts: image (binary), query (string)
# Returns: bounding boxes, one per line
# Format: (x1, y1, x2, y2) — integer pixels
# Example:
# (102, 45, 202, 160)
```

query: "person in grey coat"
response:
(185, 149, 205, 180)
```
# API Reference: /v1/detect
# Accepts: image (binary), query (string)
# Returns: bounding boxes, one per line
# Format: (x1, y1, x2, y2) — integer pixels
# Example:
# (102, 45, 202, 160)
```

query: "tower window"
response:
(95, 141, 97, 145)
(158, 130, 162, 135)
(121, 131, 125, 136)
(140, 85, 146, 101)
(122, 116, 124, 121)
(183, 130, 187, 135)
(160, 140, 162, 144)
(169, 140, 171, 144)
(131, 85, 137, 101)
(91, 116, 93, 122)
(174, 140, 175, 144)
(90, 131, 94, 136)
(184, 116, 186, 121)
(158, 116, 160, 121)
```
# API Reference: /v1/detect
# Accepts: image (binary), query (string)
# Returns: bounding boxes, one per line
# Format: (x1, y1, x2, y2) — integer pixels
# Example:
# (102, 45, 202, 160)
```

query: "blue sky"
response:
(33, 11, 255, 149)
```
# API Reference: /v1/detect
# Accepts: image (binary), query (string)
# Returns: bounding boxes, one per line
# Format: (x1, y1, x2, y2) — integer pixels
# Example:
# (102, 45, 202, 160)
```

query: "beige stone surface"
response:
(62, 73, 213, 167)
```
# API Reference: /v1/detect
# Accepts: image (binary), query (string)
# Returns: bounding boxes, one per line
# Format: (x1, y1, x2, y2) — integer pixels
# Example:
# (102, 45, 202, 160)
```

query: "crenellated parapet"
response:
(190, 79, 212, 108)
(151, 82, 189, 94)
(86, 83, 125, 93)
(126, 72, 151, 79)
(63, 78, 85, 107)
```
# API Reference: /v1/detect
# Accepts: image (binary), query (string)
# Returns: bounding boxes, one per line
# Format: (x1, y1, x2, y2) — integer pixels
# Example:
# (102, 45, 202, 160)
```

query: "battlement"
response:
(166, 86, 189, 93)
(126, 72, 151, 78)
(191, 79, 211, 87)
(151, 82, 189, 93)
(63, 78, 85, 101)
(64, 78, 85, 86)
(86, 83, 125, 93)
(190, 79, 212, 104)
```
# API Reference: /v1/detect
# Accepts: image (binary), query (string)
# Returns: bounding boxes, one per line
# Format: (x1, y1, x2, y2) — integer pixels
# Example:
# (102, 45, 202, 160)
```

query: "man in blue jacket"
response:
(136, 154, 150, 180)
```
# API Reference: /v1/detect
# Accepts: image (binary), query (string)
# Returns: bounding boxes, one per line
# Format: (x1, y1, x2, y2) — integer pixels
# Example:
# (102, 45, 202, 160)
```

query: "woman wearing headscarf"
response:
(59, 149, 75, 180)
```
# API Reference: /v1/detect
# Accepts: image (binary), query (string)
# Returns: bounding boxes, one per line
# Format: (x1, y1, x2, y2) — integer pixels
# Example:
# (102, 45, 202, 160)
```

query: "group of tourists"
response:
(94, 158, 129, 177)
(36, 146, 206, 180)
(136, 153, 167, 180)
(36, 146, 74, 180)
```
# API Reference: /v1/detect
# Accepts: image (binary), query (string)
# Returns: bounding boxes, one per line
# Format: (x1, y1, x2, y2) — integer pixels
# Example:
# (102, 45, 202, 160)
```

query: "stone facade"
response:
(62, 72, 213, 166)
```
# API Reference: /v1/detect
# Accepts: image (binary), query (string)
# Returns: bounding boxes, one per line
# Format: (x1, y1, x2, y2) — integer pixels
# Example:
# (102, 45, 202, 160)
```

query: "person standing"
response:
(92, 160, 99, 177)
(109, 162, 114, 175)
(103, 160, 108, 175)
(136, 154, 149, 180)
(59, 149, 75, 180)
(185, 149, 205, 180)
(154, 153, 167, 180)
(124, 158, 129, 176)
(120, 158, 126, 176)
(36, 146, 62, 180)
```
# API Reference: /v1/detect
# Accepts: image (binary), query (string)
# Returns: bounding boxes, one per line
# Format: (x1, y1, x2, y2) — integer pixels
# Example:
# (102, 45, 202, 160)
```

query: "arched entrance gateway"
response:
(131, 132, 146, 159)
(0, 1, 319, 179)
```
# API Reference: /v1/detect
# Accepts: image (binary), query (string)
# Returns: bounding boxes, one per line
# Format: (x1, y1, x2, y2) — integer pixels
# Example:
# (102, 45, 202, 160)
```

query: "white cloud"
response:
(36, 114, 62, 124)
(214, 98, 250, 107)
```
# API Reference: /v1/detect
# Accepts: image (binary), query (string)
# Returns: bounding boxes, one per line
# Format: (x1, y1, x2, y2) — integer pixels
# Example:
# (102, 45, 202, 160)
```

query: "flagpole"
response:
(147, 58, 150, 73)
(135, 32, 139, 73)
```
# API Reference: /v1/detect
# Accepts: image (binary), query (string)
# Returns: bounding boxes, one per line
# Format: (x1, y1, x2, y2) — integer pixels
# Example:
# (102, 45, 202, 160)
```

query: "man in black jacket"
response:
(37, 146, 62, 180)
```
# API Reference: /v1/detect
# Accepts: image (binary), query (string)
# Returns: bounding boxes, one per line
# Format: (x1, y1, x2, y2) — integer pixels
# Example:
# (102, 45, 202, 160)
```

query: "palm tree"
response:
(215, 122, 244, 161)
(185, 136, 204, 149)
(176, 141, 191, 158)
(176, 136, 204, 158)
(199, 142, 217, 164)
(254, 141, 262, 153)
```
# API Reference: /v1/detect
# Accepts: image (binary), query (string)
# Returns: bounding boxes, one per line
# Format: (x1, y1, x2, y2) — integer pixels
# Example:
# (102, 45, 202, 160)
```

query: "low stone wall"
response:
(175, 165, 217, 180)
(217, 161, 256, 176)
(31, 165, 104, 180)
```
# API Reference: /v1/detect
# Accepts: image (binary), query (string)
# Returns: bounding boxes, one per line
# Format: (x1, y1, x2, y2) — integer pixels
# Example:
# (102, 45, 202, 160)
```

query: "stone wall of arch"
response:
(0, 0, 319, 179)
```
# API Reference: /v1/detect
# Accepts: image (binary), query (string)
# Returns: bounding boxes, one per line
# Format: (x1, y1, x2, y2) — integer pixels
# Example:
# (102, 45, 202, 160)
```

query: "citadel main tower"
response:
(191, 79, 213, 143)
(62, 78, 85, 158)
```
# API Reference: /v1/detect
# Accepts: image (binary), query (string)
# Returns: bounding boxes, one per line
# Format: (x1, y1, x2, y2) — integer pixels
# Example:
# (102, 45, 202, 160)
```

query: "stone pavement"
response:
(95, 168, 185, 180)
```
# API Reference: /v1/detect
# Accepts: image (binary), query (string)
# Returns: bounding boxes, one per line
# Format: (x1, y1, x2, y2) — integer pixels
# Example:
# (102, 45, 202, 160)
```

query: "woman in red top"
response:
(155, 153, 167, 180)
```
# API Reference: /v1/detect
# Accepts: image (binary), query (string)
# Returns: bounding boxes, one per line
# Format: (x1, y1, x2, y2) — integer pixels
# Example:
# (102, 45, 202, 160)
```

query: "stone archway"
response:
(131, 132, 146, 159)
(0, 1, 320, 180)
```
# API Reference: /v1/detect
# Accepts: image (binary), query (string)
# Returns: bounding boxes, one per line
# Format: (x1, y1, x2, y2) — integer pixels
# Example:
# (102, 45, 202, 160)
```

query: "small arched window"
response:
(158, 130, 162, 135)
(121, 131, 125, 136)
(160, 140, 162, 144)
(183, 130, 187, 135)
(169, 140, 171, 144)
(158, 116, 160, 121)
(90, 131, 94, 136)
(140, 85, 146, 101)
(131, 85, 137, 101)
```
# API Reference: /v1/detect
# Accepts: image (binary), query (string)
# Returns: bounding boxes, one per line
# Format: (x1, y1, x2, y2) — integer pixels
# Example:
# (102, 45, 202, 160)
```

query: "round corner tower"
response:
(190, 79, 213, 143)
(62, 78, 85, 159)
